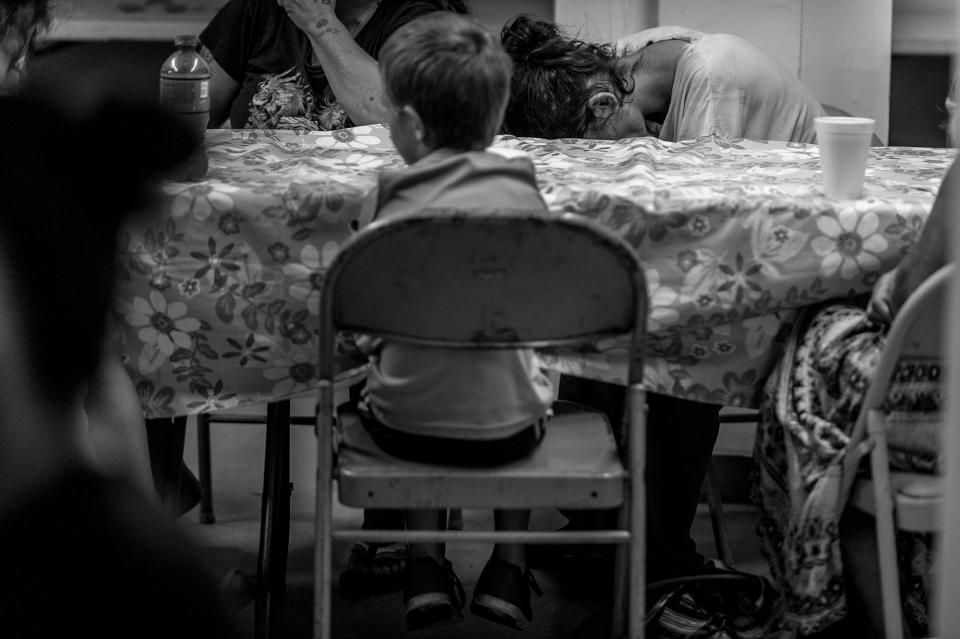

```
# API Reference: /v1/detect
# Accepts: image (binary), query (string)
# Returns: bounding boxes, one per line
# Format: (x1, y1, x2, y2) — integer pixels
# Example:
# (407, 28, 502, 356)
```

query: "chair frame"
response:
(841, 264, 953, 639)
(312, 211, 649, 639)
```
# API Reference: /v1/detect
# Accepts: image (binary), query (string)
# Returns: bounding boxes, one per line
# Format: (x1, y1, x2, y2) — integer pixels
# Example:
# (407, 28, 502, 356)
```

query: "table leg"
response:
(254, 400, 292, 639)
(145, 416, 187, 520)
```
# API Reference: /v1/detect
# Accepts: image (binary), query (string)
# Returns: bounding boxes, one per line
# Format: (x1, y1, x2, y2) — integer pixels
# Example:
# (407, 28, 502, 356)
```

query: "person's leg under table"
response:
(554, 376, 720, 583)
(644, 391, 720, 582)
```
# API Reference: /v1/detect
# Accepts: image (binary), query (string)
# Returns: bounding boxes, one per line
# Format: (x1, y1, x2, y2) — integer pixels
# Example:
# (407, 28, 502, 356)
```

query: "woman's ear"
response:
(587, 91, 620, 121)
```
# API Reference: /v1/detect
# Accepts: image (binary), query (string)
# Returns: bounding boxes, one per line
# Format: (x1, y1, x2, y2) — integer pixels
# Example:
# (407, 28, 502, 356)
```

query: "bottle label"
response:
(160, 77, 211, 114)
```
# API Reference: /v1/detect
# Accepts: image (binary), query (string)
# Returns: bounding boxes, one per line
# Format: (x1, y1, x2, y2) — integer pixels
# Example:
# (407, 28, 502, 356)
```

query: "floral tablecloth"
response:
(116, 125, 956, 418)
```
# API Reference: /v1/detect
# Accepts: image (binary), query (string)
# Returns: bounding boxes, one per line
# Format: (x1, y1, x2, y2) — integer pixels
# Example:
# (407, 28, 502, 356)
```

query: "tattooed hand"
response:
(278, 0, 339, 39)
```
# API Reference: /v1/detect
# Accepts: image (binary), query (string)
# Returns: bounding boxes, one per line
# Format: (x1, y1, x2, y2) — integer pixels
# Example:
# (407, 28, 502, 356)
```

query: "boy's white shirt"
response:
(357, 144, 533, 229)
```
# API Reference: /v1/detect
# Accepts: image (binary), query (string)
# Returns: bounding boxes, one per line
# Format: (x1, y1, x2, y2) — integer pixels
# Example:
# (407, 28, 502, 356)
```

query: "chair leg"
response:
(314, 382, 335, 639)
(867, 410, 905, 639)
(254, 400, 292, 639)
(145, 416, 187, 520)
(196, 412, 215, 525)
(703, 458, 734, 566)
(610, 516, 629, 639)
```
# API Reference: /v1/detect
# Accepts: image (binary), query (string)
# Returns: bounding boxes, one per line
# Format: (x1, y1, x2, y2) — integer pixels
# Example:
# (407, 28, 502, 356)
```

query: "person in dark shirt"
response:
(199, 0, 469, 129)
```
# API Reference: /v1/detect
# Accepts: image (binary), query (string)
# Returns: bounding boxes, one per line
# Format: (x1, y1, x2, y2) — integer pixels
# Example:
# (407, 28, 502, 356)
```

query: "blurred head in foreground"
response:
(0, 94, 192, 422)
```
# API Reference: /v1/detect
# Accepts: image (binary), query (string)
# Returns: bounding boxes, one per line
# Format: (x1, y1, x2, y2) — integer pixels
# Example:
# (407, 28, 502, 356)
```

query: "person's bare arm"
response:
(199, 46, 240, 129)
(279, 0, 388, 125)
(891, 158, 958, 313)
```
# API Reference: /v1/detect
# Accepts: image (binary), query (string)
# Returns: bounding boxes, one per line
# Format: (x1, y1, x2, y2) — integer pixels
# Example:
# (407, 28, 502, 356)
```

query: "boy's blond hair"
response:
(379, 12, 512, 151)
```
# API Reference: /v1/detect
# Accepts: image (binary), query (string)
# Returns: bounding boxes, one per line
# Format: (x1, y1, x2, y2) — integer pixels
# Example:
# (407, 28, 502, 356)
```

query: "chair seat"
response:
(335, 406, 625, 510)
(849, 472, 942, 532)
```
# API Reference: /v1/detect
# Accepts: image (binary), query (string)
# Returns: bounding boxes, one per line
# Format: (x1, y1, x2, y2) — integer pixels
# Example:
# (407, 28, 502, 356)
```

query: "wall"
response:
(473, 0, 553, 33)
(553, 0, 657, 41)
(893, 0, 957, 54)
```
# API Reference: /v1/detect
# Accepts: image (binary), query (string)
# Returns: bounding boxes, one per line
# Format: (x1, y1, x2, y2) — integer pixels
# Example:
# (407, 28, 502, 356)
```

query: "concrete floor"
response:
(176, 402, 769, 639)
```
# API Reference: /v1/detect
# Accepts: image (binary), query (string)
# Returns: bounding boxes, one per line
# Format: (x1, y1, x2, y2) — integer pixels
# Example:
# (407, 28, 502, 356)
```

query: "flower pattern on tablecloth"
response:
(115, 127, 956, 417)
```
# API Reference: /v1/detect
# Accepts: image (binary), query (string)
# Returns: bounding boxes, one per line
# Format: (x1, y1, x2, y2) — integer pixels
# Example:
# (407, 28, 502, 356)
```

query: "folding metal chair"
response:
(841, 264, 953, 639)
(312, 211, 649, 638)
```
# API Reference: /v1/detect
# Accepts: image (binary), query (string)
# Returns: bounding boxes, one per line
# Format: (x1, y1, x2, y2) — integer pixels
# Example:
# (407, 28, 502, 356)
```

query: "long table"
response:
(115, 126, 956, 418)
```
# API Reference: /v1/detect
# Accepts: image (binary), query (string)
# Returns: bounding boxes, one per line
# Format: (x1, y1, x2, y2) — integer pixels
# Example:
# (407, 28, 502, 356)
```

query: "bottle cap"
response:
(174, 34, 199, 48)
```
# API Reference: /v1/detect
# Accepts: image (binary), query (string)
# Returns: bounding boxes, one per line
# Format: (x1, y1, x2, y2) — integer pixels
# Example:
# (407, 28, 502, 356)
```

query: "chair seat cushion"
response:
(849, 472, 942, 532)
(335, 405, 625, 509)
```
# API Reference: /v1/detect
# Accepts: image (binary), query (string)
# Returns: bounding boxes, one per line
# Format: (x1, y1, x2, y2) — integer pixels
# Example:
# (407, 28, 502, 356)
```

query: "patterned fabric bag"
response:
(645, 568, 779, 639)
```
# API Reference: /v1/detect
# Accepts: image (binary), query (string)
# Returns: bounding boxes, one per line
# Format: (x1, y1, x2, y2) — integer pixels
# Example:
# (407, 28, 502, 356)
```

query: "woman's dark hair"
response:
(500, 14, 625, 139)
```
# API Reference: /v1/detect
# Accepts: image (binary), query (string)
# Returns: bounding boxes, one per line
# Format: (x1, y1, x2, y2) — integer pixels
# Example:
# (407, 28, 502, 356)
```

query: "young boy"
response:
(358, 12, 555, 632)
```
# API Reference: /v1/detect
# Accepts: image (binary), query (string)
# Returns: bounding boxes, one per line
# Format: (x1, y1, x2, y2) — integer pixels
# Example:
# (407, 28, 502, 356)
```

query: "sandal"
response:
(404, 557, 465, 631)
(338, 542, 407, 596)
(470, 557, 542, 630)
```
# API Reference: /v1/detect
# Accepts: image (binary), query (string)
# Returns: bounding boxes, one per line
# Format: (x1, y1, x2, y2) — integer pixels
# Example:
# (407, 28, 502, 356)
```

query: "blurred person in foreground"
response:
(2, 0, 173, 506)
(0, 94, 242, 639)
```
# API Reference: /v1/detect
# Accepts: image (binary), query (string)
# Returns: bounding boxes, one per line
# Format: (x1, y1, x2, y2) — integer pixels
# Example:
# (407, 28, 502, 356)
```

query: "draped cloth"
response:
(751, 271, 937, 636)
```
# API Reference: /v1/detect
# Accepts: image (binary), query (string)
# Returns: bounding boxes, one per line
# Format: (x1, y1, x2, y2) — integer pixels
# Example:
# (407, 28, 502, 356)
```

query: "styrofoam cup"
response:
(815, 116, 875, 199)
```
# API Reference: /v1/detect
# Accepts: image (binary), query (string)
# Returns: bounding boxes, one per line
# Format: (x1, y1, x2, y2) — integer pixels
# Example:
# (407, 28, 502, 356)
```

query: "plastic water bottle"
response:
(160, 34, 210, 181)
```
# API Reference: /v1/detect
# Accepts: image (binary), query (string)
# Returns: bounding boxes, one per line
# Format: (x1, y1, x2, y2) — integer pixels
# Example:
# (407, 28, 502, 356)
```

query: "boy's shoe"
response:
(404, 557, 465, 631)
(470, 557, 542, 630)
(339, 542, 407, 596)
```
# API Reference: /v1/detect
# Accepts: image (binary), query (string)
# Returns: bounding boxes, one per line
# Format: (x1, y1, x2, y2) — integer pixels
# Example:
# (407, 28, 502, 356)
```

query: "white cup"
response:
(815, 116, 875, 199)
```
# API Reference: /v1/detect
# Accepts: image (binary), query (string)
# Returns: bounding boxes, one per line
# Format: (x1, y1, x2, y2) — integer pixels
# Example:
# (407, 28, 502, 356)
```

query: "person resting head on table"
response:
(198, 0, 469, 130)
(497, 14, 827, 587)
(751, 104, 959, 638)
(500, 14, 825, 142)
(0, 93, 242, 639)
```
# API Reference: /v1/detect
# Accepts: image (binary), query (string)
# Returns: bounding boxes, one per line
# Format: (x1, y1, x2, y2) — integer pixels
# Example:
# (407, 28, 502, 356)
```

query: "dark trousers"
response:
(556, 376, 721, 583)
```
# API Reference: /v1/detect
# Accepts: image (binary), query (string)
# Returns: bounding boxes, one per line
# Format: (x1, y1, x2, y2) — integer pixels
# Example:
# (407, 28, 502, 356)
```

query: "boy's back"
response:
(366, 147, 555, 440)
(375, 148, 549, 220)
(363, 12, 555, 441)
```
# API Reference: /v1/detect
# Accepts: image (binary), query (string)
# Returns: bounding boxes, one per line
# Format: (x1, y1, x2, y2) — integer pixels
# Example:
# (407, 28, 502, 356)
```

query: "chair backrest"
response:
(841, 263, 953, 493)
(317, 210, 648, 382)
